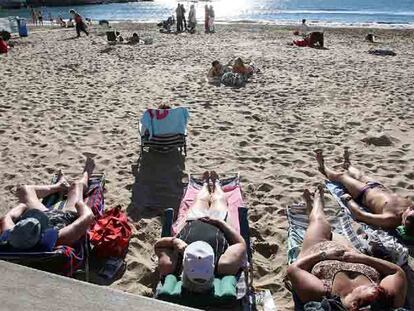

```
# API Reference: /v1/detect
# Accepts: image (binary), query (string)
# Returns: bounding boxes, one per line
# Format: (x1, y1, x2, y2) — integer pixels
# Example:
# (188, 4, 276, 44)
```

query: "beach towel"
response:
(220, 72, 246, 87)
(325, 180, 408, 266)
(287, 201, 367, 265)
(140, 107, 189, 139)
(368, 48, 397, 56)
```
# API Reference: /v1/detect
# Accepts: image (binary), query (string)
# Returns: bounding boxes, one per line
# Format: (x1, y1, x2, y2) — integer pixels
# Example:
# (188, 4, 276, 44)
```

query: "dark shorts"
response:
(355, 181, 384, 206)
(44, 210, 78, 230)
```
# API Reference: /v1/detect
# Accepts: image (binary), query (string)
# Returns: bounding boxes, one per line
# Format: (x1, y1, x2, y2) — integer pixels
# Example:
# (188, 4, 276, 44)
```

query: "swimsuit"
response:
(177, 220, 228, 267)
(44, 210, 78, 230)
(309, 241, 381, 295)
(355, 181, 384, 206)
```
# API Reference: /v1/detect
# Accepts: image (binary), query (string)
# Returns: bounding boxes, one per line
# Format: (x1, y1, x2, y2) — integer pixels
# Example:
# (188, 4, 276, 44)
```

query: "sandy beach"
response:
(1, 22, 414, 310)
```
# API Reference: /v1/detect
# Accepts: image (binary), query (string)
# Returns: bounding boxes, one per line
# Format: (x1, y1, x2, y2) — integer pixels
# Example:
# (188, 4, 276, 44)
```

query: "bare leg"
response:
(209, 171, 228, 214)
(57, 201, 95, 246)
(190, 183, 211, 211)
(343, 148, 373, 184)
(63, 158, 95, 213)
(16, 170, 69, 202)
(299, 186, 332, 257)
(210, 181, 228, 214)
(316, 149, 367, 199)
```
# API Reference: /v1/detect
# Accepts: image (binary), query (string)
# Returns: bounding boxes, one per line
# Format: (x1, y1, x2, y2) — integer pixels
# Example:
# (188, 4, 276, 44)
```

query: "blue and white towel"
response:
(140, 107, 189, 139)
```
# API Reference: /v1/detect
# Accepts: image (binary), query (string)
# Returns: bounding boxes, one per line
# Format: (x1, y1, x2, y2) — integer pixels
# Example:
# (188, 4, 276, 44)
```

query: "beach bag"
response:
(221, 72, 245, 87)
(89, 206, 132, 258)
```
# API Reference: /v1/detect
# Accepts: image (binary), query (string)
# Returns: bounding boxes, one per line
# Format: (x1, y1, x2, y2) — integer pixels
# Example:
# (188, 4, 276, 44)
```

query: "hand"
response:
(173, 238, 188, 254)
(321, 249, 346, 261)
(342, 251, 364, 263)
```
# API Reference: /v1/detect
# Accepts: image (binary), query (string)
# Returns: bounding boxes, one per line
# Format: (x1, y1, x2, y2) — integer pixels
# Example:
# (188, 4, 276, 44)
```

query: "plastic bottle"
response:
(263, 289, 276, 311)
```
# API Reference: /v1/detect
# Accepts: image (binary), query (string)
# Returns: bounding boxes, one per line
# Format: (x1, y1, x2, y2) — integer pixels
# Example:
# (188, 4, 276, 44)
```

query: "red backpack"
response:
(89, 207, 132, 258)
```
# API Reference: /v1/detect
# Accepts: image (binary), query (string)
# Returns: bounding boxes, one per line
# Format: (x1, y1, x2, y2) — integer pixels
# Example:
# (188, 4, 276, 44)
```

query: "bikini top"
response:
(310, 241, 381, 294)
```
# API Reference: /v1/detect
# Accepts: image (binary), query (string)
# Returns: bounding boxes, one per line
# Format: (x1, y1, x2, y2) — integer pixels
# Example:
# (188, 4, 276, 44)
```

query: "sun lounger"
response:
(139, 107, 189, 156)
(0, 173, 105, 278)
(154, 173, 255, 309)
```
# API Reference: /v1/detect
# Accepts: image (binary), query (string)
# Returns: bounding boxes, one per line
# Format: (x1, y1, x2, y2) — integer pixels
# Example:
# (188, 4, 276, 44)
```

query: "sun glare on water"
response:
(156, 0, 254, 19)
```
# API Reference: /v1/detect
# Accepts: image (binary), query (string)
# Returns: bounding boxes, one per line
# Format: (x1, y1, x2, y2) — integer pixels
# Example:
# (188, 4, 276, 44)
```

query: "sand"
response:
(1, 22, 414, 310)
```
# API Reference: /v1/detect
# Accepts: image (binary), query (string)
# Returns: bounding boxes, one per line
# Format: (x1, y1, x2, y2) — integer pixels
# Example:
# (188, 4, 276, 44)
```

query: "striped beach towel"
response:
(287, 200, 366, 265)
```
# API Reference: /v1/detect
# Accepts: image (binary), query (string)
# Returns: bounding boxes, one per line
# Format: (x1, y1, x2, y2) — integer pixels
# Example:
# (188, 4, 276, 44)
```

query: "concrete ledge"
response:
(0, 260, 197, 311)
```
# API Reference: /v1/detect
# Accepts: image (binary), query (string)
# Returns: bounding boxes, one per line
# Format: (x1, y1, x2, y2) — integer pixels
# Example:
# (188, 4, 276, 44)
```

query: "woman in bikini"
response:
(287, 185, 407, 310)
(316, 148, 414, 234)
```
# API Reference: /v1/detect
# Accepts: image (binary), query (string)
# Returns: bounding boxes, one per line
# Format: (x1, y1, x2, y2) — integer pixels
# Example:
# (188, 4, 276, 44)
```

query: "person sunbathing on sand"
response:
(316, 148, 414, 233)
(0, 158, 96, 251)
(154, 171, 246, 293)
(232, 57, 254, 76)
(287, 186, 406, 310)
(208, 60, 225, 78)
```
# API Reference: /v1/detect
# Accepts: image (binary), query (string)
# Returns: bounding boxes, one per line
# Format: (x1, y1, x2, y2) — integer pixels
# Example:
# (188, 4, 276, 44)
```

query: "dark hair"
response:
(404, 214, 414, 235)
(302, 19, 306, 24)
(132, 33, 138, 37)
(158, 104, 171, 109)
(362, 286, 392, 311)
(212, 60, 220, 66)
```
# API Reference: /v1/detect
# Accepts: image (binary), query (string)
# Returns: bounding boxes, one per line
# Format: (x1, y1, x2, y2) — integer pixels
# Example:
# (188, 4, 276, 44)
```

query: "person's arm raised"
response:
(345, 198, 400, 229)
(286, 250, 343, 303)
(200, 217, 246, 275)
(343, 252, 407, 308)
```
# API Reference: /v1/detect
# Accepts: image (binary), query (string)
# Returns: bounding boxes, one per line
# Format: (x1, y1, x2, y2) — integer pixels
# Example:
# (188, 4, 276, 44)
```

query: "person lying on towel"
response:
(316, 148, 414, 235)
(0, 157, 96, 252)
(287, 186, 407, 310)
(154, 171, 246, 293)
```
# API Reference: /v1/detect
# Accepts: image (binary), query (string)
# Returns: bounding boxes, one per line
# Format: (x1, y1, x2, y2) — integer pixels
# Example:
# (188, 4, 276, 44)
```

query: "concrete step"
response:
(0, 260, 197, 311)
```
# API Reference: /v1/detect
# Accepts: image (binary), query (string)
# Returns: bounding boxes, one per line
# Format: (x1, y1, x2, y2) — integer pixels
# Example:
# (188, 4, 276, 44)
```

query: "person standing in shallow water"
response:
(181, 4, 187, 31)
(208, 5, 215, 33)
(69, 9, 89, 37)
(176, 3, 183, 32)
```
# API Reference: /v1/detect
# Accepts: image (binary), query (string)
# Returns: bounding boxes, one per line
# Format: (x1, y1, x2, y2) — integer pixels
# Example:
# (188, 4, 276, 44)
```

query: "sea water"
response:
(1, 0, 413, 28)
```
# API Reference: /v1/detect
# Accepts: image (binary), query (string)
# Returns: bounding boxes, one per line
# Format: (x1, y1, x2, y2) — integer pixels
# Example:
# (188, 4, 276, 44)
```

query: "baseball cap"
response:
(182, 241, 215, 293)
(7, 209, 58, 251)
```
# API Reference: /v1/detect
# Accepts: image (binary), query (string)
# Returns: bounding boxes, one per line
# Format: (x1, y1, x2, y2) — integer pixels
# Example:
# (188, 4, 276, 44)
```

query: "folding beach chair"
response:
(0, 173, 105, 278)
(154, 173, 255, 310)
(139, 107, 189, 156)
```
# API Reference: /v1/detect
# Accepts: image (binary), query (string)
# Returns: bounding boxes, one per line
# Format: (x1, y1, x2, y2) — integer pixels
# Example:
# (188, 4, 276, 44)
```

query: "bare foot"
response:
(315, 149, 342, 181)
(210, 171, 219, 192)
(315, 149, 326, 176)
(303, 189, 313, 214)
(313, 184, 325, 209)
(81, 157, 95, 189)
(56, 170, 70, 193)
(83, 157, 95, 176)
(343, 147, 351, 170)
(202, 171, 211, 193)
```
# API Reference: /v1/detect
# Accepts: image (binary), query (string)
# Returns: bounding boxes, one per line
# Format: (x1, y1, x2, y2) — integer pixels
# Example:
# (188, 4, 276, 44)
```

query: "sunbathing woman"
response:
(287, 186, 406, 310)
(154, 171, 246, 293)
(232, 57, 254, 77)
(207, 60, 225, 78)
(0, 158, 96, 251)
(316, 148, 414, 234)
